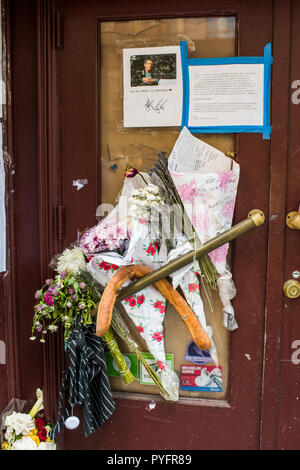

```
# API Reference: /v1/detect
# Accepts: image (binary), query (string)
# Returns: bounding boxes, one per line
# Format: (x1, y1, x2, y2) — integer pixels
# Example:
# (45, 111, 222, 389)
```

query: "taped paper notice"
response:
(188, 63, 264, 127)
(123, 46, 183, 127)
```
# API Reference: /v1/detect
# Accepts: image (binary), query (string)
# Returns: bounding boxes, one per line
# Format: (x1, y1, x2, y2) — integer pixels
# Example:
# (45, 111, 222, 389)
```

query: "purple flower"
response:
(79, 302, 86, 309)
(60, 270, 67, 279)
(36, 325, 43, 332)
(68, 287, 75, 295)
(48, 285, 59, 296)
(36, 304, 44, 313)
(35, 290, 42, 300)
(66, 302, 72, 309)
(45, 279, 51, 285)
(44, 292, 54, 306)
(72, 295, 77, 301)
(79, 282, 86, 290)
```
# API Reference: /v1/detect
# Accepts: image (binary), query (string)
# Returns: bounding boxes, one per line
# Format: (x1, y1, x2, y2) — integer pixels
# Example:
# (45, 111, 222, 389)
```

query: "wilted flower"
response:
(124, 164, 138, 178)
(35, 290, 42, 299)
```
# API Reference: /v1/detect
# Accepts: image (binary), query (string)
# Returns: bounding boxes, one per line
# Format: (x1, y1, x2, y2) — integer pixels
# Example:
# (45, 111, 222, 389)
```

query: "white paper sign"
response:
(188, 63, 264, 127)
(123, 46, 183, 128)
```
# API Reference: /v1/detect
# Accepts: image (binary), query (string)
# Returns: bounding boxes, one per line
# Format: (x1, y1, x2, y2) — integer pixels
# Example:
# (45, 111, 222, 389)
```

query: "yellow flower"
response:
(1, 441, 10, 450)
(31, 427, 38, 435)
(29, 432, 40, 446)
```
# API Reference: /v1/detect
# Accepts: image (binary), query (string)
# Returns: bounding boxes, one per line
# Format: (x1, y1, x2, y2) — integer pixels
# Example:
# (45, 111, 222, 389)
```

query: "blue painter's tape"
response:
(180, 41, 190, 130)
(180, 40, 272, 139)
(263, 42, 273, 139)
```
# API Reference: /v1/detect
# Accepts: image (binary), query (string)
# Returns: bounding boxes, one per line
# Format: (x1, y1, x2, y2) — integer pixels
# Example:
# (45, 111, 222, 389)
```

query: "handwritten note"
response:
(168, 126, 232, 173)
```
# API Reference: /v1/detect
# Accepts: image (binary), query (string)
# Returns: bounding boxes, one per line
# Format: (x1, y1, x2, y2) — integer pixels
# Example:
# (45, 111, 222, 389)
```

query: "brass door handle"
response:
(283, 280, 300, 299)
(286, 206, 300, 230)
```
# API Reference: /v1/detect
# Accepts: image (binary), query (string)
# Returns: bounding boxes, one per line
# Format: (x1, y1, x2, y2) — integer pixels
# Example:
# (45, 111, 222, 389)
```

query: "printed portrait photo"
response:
(130, 53, 177, 87)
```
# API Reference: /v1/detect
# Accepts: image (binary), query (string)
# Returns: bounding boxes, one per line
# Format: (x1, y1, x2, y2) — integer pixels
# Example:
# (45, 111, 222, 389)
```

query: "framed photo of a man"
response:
(123, 46, 182, 127)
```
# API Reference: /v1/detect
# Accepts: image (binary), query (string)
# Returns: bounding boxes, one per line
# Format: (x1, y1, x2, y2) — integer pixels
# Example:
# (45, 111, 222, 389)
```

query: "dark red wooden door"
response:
(34, 0, 300, 450)
(51, 0, 271, 450)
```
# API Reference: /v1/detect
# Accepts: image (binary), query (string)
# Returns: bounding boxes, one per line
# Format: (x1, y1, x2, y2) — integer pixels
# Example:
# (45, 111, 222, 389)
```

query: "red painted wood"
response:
(9, 0, 44, 402)
(0, 0, 44, 412)
(259, 0, 292, 450)
(275, 0, 300, 450)
(57, 0, 272, 450)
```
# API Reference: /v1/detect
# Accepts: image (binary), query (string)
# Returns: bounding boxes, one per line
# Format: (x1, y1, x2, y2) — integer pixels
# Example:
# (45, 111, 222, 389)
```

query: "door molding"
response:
(36, 0, 65, 421)
(259, 0, 292, 450)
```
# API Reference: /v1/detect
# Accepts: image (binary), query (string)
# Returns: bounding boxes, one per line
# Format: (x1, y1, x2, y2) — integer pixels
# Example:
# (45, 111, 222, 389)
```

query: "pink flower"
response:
(159, 305, 165, 314)
(223, 199, 235, 220)
(103, 263, 111, 271)
(44, 292, 54, 306)
(156, 360, 166, 370)
(111, 264, 119, 271)
(192, 213, 209, 233)
(177, 180, 200, 203)
(137, 295, 145, 305)
(218, 171, 232, 191)
(209, 244, 228, 264)
(153, 301, 162, 309)
(152, 331, 163, 342)
(188, 283, 198, 292)
(137, 325, 144, 334)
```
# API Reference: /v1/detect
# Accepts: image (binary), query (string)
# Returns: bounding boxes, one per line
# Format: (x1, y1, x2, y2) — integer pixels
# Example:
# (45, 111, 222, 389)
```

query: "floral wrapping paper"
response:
(168, 127, 240, 331)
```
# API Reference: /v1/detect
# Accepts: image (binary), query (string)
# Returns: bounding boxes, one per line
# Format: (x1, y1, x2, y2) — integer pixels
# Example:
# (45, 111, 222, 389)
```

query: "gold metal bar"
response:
(116, 209, 265, 301)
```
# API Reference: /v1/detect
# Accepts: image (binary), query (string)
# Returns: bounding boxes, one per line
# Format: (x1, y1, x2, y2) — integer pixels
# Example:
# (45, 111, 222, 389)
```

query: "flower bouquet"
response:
(0, 389, 56, 450)
(31, 247, 136, 385)
(31, 247, 98, 343)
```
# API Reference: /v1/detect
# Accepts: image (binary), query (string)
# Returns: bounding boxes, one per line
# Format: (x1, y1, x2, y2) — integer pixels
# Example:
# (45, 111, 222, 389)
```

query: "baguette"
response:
(96, 264, 211, 350)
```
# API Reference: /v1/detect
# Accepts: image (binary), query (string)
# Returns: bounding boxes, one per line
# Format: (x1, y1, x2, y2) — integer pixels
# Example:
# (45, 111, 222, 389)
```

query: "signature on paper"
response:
(144, 97, 168, 113)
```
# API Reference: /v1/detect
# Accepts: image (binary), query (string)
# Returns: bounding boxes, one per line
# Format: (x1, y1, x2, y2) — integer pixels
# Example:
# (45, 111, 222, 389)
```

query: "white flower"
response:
(48, 325, 58, 333)
(147, 184, 160, 194)
(10, 436, 38, 450)
(4, 412, 35, 436)
(37, 441, 57, 451)
(4, 426, 15, 442)
(56, 247, 86, 275)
